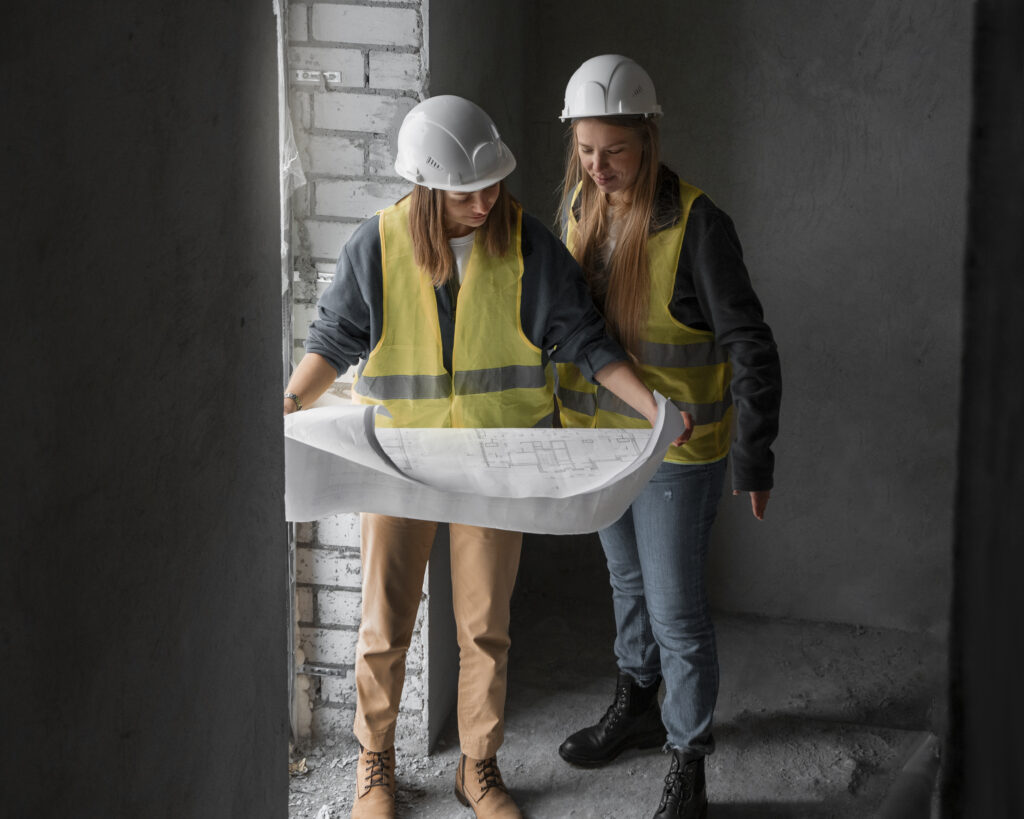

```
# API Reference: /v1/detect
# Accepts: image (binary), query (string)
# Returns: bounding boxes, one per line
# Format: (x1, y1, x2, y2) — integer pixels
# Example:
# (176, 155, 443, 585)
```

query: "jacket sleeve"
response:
(519, 213, 628, 382)
(303, 217, 383, 376)
(677, 198, 782, 491)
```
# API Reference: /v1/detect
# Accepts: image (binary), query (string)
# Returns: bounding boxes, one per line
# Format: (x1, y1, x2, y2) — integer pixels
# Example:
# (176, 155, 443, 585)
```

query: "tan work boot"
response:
(454, 754, 522, 818)
(350, 745, 396, 819)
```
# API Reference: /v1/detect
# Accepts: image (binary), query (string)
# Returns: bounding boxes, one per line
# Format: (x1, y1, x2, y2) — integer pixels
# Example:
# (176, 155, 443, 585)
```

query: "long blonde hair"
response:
(558, 116, 661, 356)
(408, 182, 516, 287)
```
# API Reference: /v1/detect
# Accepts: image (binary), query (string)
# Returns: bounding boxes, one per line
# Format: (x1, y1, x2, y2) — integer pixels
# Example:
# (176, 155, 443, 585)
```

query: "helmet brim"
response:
(396, 152, 516, 192)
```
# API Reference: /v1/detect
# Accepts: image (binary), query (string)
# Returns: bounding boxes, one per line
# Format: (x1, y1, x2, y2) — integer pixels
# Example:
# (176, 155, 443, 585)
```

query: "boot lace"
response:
(657, 754, 696, 812)
(361, 748, 392, 794)
(599, 681, 631, 730)
(475, 756, 508, 795)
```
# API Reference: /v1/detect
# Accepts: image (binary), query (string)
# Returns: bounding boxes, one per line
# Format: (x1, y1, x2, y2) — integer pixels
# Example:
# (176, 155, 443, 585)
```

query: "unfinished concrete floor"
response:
(287, 605, 945, 818)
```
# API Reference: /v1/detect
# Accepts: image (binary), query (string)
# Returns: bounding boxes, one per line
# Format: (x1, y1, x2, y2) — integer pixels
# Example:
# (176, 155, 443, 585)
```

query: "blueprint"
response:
(377, 426, 651, 498)
(283, 392, 682, 534)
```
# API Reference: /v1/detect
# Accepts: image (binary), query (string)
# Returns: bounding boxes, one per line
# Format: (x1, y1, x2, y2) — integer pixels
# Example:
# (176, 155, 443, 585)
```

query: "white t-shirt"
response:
(448, 231, 476, 285)
(601, 210, 622, 265)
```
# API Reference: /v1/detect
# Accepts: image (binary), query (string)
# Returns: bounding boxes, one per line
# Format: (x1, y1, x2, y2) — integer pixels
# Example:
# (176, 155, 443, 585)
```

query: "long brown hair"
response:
(408, 181, 516, 287)
(558, 116, 660, 356)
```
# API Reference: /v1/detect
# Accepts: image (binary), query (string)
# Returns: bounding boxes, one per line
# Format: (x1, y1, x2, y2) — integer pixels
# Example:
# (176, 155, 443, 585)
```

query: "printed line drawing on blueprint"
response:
(376, 427, 651, 498)
(283, 393, 682, 532)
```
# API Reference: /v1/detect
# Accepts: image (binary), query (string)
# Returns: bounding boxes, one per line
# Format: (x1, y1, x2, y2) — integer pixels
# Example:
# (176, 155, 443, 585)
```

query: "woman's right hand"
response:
(282, 352, 341, 418)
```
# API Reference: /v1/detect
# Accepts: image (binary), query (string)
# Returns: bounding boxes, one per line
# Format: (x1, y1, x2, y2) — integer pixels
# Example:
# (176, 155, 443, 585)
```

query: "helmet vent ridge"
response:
(632, 85, 644, 97)
(425, 156, 443, 170)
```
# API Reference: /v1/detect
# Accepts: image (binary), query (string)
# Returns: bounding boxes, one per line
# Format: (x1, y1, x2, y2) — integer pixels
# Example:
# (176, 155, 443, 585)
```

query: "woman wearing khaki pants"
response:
(284, 95, 690, 818)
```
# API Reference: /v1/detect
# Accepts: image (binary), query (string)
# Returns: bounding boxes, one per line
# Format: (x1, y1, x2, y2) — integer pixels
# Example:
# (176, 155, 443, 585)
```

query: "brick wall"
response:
(285, 0, 428, 747)
(287, 0, 423, 365)
(294, 515, 428, 742)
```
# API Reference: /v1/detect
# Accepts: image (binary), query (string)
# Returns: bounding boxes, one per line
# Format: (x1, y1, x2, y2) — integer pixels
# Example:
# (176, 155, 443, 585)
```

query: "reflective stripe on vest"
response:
(556, 179, 734, 464)
(353, 196, 554, 429)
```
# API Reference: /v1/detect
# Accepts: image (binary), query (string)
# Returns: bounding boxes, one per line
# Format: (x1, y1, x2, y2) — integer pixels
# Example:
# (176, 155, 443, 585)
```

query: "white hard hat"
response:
(394, 95, 516, 192)
(560, 54, 662, 121)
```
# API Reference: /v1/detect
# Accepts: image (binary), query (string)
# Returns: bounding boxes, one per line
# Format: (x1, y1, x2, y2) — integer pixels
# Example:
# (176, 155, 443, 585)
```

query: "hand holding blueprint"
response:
(284, 392, 683, 534)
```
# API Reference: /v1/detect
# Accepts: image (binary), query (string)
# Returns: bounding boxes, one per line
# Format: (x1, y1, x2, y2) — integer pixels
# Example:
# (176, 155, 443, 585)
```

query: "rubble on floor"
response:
(288, 612, 946, 818)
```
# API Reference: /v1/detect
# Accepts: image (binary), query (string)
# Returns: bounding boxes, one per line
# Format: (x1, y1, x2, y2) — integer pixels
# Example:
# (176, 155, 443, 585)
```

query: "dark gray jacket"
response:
(305, 202, 628, 388)
(569, 165, 782, 491)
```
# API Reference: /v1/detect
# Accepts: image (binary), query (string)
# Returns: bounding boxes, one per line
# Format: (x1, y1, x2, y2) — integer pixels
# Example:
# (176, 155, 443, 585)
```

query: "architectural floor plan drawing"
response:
(283, 393, 682, 534)
(376, 426, 650, 498)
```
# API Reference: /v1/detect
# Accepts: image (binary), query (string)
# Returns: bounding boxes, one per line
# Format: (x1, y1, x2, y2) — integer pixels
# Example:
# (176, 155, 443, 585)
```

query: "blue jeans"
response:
(598, 457, 727, 759)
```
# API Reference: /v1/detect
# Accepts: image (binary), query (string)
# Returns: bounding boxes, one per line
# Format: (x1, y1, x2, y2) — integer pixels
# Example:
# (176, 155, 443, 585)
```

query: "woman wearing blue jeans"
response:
(553, 55, 782, 819)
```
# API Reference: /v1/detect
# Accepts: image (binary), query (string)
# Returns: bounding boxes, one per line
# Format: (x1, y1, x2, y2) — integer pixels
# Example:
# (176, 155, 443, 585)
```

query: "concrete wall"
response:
(2, 3, 287, 817)
(427, 0, 529, 201)
(514, 0, 969, 634)
(287, 0, 423, 359)
(945, 0, 1024, 812)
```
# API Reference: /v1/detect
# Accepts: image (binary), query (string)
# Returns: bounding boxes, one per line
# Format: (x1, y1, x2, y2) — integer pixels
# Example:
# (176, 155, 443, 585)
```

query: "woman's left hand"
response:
(734, 489, 771, 520)
(672, 411, 694, 447)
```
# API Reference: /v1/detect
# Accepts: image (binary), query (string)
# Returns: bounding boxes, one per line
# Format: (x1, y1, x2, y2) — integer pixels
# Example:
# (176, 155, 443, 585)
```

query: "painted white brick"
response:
(317, 513, 362, 548)
(291, 302, 318, 341)
(296, 586, 315, 623)
(305, 219, 358, 260)
(300, 626, 358, 664)
(368, 50, 422, 92)
(301, 133, 364, 176)
(318, 589, 362, 626)
(320, 669, 357, 703)
(312, 705, 354, 738)
(290, 183, 310, 218)
(315, 655, 423, 711)
(313, 5, 419, 47)
(288, 3, 308, 41)
(317, 179, 410, 219)
(289, 90, 313, 131)
(296, 546, 362, 586)
(367, 138, 395, 177)
(288, 46, 364, 87)
(314, 92, 415, 135)
(285, 0, 429, 742)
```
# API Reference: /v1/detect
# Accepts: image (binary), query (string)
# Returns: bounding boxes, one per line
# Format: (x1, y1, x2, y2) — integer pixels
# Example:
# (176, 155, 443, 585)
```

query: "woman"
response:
(552, 56, 782, 819)
(283, 95, 688, 819)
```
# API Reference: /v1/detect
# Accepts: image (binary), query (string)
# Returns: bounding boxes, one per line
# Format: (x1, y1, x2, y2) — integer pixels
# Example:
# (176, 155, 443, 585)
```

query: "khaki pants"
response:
(353, 514, 523, 759)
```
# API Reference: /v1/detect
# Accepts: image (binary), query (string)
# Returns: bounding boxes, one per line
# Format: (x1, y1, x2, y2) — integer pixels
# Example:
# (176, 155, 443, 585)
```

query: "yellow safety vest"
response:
(557, 180, 734, 464)
(352, 196, 554, 429)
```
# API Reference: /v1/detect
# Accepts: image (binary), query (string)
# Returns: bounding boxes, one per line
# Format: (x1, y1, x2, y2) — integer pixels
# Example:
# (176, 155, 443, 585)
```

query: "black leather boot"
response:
(652, 751, 707, 819)
(558, 671, 666, 767)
